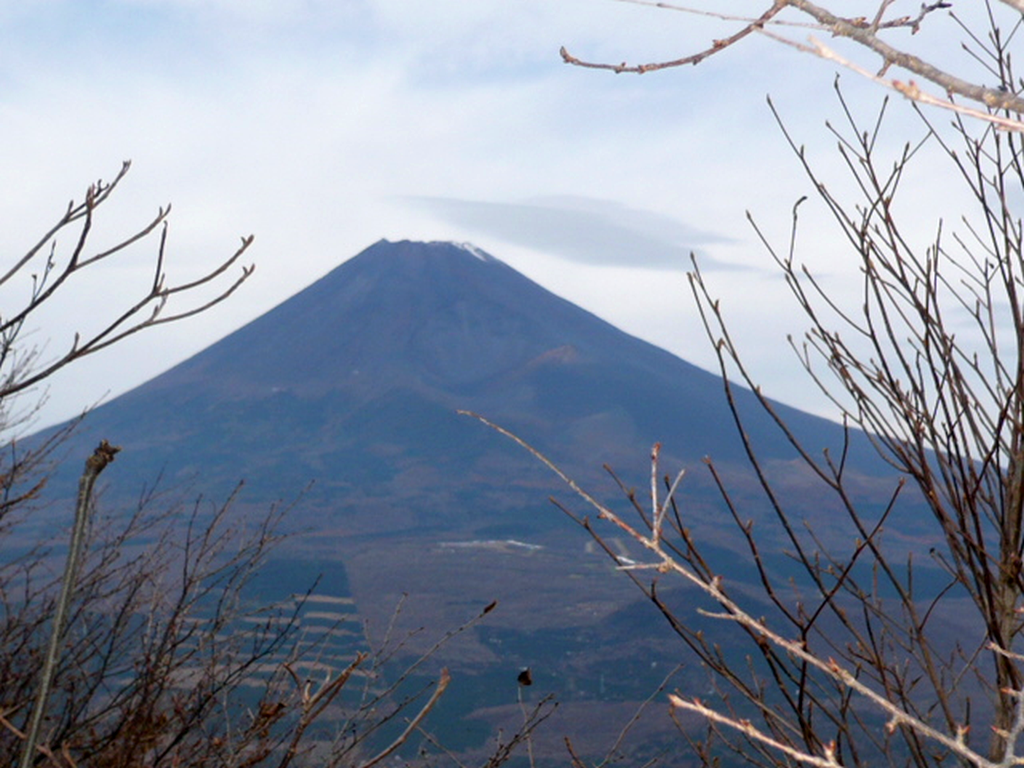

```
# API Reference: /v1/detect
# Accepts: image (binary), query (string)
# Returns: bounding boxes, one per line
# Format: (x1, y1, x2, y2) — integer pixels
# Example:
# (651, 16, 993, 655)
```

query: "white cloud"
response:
(405, 195, 738, 270)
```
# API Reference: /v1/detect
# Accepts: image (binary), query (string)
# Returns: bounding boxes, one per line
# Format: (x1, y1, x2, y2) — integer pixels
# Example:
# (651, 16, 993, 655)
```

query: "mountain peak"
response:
(419, 240, 499, 264)
(80, 237, 855, 491)
(361, 238, 501, 265)
(454, 241, 497, 263)
(145, 238, 654, 395)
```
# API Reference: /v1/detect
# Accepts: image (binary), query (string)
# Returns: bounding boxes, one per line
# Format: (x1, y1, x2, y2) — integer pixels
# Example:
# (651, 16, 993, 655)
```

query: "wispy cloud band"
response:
(405, 194, 742, 271)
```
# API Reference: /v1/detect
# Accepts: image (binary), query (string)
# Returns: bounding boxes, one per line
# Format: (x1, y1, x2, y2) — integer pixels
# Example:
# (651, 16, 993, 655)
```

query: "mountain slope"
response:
(60, 239, 875, 526)
(33, 239, 913, 761)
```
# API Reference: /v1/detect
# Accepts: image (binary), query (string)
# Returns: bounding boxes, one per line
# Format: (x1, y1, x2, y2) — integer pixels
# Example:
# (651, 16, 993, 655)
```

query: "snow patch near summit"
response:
(453, 242, 496, 263)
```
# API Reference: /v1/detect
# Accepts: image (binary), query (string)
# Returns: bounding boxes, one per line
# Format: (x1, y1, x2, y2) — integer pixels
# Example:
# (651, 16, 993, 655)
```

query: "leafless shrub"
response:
(457, 3, 1024, 767)
(0, 167, 545, 767)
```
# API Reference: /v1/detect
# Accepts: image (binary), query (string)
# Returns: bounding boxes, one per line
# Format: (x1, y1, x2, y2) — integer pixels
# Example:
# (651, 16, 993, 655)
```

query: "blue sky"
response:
(0, 1, 990, 428)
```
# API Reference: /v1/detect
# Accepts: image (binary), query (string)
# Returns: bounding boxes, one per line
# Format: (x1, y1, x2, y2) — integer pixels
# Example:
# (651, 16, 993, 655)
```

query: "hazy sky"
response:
(0, 1, 996, 429)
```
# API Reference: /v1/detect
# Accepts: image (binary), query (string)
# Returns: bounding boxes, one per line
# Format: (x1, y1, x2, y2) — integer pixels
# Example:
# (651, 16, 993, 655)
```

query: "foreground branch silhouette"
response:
(19, 440, 121, 768)
(492, 4, 1024, 766)
(464, 410, 1019, 766)
(562, 1, 1024, 130)
(0, 168, 551, 766)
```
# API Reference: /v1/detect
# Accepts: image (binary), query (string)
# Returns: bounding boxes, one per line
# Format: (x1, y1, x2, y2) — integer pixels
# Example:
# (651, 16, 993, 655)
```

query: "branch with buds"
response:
(462, 410, 1024, 768)
(561, 0, 1024, 131)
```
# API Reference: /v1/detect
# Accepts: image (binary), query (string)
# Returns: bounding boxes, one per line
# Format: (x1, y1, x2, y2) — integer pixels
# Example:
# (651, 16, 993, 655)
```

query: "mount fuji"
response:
(34, 239, 907, 759)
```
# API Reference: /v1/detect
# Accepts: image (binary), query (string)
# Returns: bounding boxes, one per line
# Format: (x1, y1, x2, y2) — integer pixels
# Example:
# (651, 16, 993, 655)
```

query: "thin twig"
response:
(356, 669, 451, 768)
(19, 440, 121, 768)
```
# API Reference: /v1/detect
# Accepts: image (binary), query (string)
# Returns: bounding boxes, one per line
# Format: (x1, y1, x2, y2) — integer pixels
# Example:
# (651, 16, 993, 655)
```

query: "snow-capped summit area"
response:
(452, 241, 497, 263)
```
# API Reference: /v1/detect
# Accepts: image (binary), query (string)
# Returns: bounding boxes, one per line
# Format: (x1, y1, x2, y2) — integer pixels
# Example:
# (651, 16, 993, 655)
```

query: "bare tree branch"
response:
(562, 0, 1024, 128)
(0, 163, 255, 405)
(560, 3, 785, 73)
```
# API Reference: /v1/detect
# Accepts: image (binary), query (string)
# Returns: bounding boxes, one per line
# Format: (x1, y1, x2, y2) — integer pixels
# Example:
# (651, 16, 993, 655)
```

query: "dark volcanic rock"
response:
(30, 239, 915, 760)
(52, 239, 883, 531)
